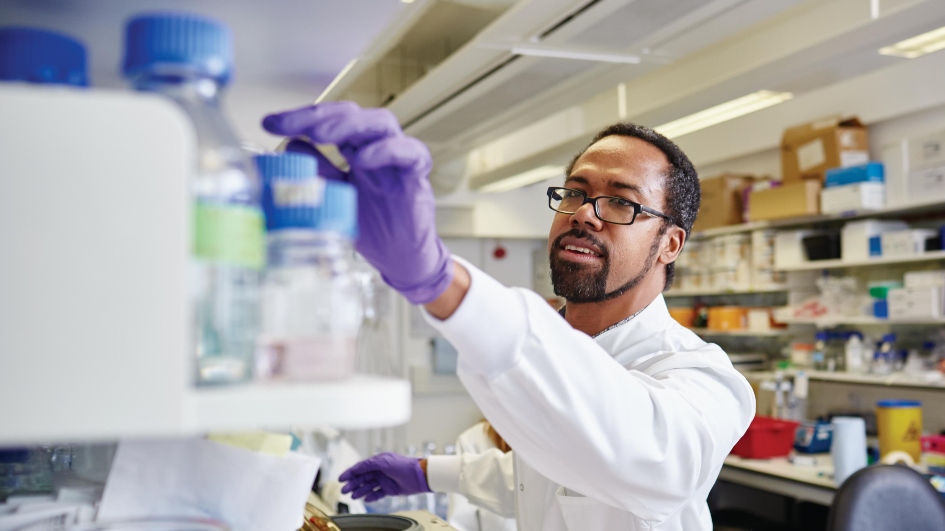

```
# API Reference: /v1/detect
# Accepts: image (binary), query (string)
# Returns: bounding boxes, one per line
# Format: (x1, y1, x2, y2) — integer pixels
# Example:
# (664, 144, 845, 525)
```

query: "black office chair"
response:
(827, 464, 945, 531)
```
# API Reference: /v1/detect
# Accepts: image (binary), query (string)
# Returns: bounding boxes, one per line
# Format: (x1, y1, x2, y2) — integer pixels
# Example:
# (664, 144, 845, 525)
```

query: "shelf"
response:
(690, 328, 791, 337)
(775, 250, 945, 271)
(780, 316, 945, 327)
(0, 375, 412, 445)
(665, 287, 789, 298)
(690, 198, 945, 241)
(183, 376, 412, 432)
(742, 369, 945, 390)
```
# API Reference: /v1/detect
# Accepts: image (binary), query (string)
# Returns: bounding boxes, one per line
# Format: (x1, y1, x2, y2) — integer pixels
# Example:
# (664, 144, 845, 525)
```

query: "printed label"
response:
(194, 203, 265, 269)
(272, 178, 325, 207)
(797, 139, 826, 171)
(840, 150, 869, 168)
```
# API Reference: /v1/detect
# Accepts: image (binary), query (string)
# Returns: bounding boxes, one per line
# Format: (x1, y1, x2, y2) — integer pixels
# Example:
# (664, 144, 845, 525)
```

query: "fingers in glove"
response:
(284, 139, 349, 182)
(363, 489, 390, 503)
(262, 102, 360, 137)
(350, 481, 384, 500)
(354, 136, 432, 175)
(263, 103, 401, 149)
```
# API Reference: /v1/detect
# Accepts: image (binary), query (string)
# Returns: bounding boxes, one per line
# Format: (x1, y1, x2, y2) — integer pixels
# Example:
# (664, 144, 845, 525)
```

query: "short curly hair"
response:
(565, 124, 700, 291)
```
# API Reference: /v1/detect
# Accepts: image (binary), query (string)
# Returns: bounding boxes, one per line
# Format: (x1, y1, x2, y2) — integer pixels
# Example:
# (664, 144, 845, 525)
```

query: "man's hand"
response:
(339, 452, 430, 502)
(262, 102, 453, 305)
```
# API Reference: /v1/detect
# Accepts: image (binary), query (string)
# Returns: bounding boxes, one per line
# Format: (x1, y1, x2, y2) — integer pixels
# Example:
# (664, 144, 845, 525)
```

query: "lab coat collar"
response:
(590, 294, 680, 367)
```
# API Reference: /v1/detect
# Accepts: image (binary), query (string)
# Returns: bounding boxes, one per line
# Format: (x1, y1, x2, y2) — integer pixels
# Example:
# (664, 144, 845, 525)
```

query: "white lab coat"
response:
(446, 422, 518, 531)
(424, 257, 754, 531)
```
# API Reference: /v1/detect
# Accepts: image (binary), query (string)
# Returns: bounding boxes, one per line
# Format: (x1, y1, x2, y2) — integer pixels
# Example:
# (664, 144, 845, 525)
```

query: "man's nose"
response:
(570, 202, 603, 231)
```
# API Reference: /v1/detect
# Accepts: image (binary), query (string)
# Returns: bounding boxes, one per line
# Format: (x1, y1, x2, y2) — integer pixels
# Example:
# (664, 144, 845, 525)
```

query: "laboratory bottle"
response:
(812, 331, 828, 371)
(123, 13, 264, 384)
(0, 27, 88, 86)
(872, 334, 896, 375)
(844, 332, 865, 374)
(256, 153, 362, 381)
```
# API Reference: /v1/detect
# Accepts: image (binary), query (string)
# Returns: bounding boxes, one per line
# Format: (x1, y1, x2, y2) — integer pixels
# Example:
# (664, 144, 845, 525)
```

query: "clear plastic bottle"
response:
(0, 27, 88, 87)
(256, 153, 361, 380)
(845, 332, 865, 374)
(123, 13, 264, 384)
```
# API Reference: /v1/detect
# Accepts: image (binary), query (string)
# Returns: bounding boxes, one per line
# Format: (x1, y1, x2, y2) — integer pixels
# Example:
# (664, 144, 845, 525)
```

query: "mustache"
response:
(551, 228, 609, 259)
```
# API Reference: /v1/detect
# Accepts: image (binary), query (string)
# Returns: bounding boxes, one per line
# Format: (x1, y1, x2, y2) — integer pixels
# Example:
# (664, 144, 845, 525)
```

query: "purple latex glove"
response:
(338, 452, 430, 502)
(261, 102, 453, 304)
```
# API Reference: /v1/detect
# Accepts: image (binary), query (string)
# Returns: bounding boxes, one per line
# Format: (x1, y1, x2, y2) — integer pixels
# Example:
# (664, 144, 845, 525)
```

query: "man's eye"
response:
(608, 197, 633, 207)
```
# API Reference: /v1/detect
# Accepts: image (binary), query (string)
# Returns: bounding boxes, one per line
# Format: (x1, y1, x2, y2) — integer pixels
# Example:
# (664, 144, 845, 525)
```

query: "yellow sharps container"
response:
(876, 400, 923, 462)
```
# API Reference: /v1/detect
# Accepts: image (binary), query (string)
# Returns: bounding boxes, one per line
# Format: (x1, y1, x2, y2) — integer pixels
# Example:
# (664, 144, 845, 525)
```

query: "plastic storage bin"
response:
(731, 416, 801, 459)
(802, 232, 841, 261)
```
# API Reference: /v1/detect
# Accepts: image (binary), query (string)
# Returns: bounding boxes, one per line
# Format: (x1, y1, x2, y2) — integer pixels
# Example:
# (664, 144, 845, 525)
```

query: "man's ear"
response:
(657, 226, 686, 265)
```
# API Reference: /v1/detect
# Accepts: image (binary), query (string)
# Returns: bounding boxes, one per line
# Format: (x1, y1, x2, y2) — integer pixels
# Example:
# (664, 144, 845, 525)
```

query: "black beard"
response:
(549, 228, 661, 303)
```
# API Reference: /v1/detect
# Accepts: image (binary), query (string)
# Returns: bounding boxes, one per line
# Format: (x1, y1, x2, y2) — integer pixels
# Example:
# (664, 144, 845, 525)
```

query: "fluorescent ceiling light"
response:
(654, 90, 794, 139)
(510, 45, 640, 64)
(879, 25, 945, 59)
(476, 165, 563, 193)
(314, 59, 358, 104)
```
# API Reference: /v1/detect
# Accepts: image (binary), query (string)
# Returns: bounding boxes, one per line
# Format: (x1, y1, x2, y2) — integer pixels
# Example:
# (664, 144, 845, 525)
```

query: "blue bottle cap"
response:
(123, 12, 233, 85)
(882, 333, 897, 343)
(0, 27, 88, 86)
(877, 400, 921, 408)
(815, 331, 829, 341)
(257, 153, 358, 239)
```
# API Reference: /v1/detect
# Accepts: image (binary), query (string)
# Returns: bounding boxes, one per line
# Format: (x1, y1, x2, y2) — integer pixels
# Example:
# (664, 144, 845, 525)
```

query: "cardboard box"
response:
(908, 129, 945, 171)
(880, 140, 908, 208)
(841, 220, 908, 262)
(904, 270, 945, 289)
(748, 180, 821, 221)
(888, 287, 943, 319)
(907, 166, 945, 203)
(774, 230, 818, 269)
(781, 116, 869, 183)
(824, 162, 884, 187)
(881, 229, 937, 257)
(692, 174, 753, 231)
(820, 182, 885, 214)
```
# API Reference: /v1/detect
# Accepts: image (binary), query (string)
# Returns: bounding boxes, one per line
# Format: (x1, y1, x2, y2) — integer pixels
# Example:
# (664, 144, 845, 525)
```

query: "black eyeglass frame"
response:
(546, 186, 678, 227)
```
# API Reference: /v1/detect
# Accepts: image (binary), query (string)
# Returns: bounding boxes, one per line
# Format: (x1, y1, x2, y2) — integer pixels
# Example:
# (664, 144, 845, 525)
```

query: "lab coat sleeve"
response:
(427, 449, 517, 518)
(424, 257, 754, 525)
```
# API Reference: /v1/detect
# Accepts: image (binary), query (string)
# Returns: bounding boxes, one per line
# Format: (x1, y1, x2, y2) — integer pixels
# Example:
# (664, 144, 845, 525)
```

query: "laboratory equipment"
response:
(871, 334, 896, 375)
(123, 13, 264, 384)
(876, 400, 923, 462)
(256, 152, 361, 380)
(0, 27, 87, 86)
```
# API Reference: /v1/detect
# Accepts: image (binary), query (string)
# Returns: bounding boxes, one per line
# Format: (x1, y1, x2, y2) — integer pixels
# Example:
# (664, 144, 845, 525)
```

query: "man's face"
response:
(548, 135, 671, 303)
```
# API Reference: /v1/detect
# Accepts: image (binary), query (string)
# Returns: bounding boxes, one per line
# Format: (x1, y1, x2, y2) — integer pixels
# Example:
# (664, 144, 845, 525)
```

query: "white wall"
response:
(399, 237, 546, 450)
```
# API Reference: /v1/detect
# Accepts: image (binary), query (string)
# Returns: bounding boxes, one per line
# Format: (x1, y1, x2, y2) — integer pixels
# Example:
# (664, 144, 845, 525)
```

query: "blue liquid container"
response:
(123, 13, 264, 384)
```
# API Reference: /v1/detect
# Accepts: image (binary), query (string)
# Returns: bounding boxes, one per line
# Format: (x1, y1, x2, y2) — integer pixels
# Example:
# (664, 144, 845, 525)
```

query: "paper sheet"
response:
(98, 438, 320, 531)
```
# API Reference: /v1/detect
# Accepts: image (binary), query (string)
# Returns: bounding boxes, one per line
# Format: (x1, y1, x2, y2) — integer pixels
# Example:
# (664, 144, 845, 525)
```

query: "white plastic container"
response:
(840, 220, 908, 262)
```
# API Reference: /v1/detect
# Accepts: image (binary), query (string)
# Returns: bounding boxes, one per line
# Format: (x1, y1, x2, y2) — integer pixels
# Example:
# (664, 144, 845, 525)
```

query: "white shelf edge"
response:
(741, 369, 945, 390)
(690, 198, 945, 240)
(776, 250, 945, 271)
(689, 328, 791, 337)
(665, 287, 789, 297)
(780, 316, 945, 327)
(182, 375, 412, 432)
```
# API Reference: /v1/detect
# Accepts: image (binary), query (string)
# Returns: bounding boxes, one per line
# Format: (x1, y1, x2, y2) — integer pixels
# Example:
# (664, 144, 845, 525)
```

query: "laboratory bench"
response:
(719, 453, 836, 506)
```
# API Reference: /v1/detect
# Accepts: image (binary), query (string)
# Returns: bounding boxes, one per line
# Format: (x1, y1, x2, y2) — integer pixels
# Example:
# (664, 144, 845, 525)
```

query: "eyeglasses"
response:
(546, 187, 677, 226)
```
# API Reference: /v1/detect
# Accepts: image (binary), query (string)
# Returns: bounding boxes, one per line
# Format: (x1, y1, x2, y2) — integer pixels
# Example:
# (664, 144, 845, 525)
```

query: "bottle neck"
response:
(130, 71, 223, 105)
(267, 230, 354, 267)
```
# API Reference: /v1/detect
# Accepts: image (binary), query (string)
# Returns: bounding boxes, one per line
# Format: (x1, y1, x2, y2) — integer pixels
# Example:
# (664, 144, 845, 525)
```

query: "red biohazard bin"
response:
(730, 416, 800, 459)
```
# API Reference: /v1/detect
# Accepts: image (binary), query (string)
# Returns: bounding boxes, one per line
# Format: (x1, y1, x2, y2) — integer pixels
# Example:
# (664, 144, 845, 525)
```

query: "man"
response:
(262, 103, 754, 531)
